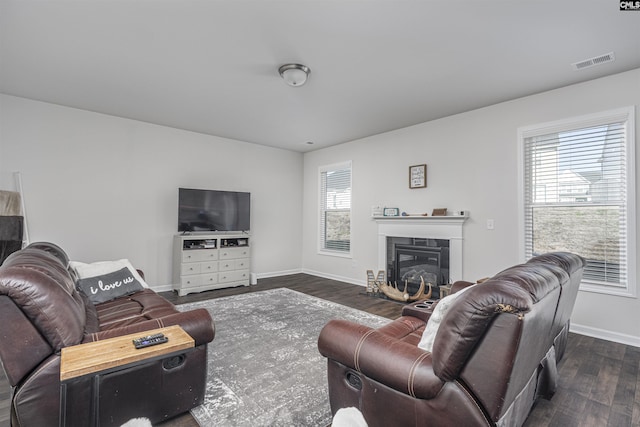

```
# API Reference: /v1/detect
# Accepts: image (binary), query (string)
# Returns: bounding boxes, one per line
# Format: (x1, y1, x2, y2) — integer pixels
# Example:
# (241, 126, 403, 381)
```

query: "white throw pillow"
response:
(70, 259, 148, 288)
(417, 284, 476, 353)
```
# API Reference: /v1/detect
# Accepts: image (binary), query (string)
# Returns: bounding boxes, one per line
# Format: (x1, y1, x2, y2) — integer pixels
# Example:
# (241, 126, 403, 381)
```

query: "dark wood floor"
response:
(1, 273, 639, 426)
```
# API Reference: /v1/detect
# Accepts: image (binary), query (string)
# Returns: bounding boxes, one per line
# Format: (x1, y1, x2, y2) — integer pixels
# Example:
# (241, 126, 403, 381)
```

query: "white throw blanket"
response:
(332, 407, 368, 427)
(0, 191, 21, 216)
(120, 418, 152, 427)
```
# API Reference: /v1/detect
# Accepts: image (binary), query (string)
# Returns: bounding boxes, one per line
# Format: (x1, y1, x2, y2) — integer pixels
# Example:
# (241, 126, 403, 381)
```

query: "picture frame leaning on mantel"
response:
(409, 164, 426, 189)
(383, 207, 400, 217)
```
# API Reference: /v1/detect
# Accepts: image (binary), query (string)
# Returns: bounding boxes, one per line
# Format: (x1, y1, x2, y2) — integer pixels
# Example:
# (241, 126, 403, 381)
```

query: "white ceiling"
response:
(1, 1, 639, 153)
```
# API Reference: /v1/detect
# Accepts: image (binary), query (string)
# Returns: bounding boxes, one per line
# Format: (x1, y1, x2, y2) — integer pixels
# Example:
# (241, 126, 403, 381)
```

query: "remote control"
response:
(133, 333, 168, 349)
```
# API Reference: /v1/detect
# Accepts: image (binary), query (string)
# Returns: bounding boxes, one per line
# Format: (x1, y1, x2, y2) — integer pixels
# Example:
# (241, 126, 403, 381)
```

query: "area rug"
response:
(178, 288, 389, 427)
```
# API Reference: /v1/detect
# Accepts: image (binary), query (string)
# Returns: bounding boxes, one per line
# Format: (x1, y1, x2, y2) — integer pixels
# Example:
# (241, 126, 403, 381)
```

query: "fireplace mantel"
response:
(374, 215, 469, 283)
(372, 215, 468, 225)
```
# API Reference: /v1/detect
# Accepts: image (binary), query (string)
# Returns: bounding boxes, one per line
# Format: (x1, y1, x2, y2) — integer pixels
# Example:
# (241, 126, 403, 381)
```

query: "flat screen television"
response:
(178, 188, 250, 233)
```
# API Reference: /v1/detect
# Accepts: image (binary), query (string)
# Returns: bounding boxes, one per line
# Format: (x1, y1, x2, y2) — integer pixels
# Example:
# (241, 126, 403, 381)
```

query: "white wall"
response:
(2, 69, 639, 345)
(0, 95, 304, 288)
(302, 68, 640, 346)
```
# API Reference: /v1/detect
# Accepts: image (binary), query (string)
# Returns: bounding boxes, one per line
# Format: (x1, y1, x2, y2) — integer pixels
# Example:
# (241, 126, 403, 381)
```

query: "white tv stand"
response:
(172, 233, 251, 296)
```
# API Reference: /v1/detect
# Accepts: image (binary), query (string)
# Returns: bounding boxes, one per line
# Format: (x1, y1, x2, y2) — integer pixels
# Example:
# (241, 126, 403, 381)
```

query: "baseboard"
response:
(151, 283, 174, 293)
(301, 269, 366, 287)
(570, 322, 640, 348)
(255, 268, 303, 279)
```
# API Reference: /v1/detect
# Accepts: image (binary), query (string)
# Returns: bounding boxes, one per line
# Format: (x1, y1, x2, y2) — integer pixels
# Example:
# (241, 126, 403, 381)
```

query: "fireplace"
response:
(387, 237, 450, 298)
(374, 215, 468, 299)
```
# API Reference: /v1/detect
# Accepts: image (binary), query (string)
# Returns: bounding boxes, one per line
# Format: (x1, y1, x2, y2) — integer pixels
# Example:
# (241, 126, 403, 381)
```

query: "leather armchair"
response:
(318, 252, 585, 427)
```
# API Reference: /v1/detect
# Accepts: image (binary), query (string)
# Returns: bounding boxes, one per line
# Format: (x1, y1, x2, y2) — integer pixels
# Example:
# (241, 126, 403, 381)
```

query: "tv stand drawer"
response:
(179, 273, 218, 287)
(182, 249, 218, 263)
(220, 247, 250, 260)
(219, 270, 249, 284)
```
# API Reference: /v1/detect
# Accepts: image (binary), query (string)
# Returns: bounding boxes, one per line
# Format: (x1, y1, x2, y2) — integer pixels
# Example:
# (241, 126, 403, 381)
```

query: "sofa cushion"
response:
(417, 284, 475, 352)
(432, 281, 533, 381)
(95, 289, 178, 329)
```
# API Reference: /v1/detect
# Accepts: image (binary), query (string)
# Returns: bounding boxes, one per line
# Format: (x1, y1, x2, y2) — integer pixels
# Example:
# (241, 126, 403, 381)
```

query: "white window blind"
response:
(520, 107, 635, 296)
(319, 162, 352, 255)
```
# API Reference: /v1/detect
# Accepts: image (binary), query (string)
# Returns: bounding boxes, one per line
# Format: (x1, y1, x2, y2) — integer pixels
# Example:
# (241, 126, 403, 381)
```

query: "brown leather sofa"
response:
(318, 252, 585, 427)
(0, 242, 215, 426)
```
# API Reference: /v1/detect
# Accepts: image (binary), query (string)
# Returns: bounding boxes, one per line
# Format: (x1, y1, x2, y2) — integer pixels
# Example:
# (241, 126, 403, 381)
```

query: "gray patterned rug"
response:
(178, 288, 389, 427)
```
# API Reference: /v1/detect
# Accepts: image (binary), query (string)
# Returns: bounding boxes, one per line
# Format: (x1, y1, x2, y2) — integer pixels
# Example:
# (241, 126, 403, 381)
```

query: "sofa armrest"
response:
(400, 282, 474, 321)
(401, 300, 437, 322)
(318, 319, 444, 399)
(84, 308, 215, 346)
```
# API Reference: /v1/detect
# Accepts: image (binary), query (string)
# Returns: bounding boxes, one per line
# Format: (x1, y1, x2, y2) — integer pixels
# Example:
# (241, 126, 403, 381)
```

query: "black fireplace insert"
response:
(386, 237, 449, 298)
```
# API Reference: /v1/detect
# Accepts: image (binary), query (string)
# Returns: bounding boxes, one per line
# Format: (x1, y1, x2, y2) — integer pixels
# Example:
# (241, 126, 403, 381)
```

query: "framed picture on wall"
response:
(409, 164, 427, 189)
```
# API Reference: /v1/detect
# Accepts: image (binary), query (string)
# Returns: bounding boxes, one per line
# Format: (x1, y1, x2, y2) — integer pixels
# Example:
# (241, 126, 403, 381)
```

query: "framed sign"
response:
(409, 164, 427, 189)
(383, 207, 400, 217)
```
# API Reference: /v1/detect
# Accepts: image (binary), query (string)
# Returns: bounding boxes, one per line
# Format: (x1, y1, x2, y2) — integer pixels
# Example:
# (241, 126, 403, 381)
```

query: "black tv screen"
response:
(178, 188, 250, 233)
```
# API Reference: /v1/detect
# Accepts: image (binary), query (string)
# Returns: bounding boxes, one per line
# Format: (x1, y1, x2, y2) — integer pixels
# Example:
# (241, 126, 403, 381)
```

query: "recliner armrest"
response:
(84, 308, 215, 346)
(318, 319, 444, 399)
(401, 301, 437, 322)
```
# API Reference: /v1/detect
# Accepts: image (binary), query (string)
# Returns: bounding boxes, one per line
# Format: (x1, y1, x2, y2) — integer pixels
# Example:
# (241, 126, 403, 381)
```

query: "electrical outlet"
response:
(486, 219, 495, 230)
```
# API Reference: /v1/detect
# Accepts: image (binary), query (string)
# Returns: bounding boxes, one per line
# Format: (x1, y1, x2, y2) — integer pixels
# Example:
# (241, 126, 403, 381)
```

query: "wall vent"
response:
(572, 52, 615, 71)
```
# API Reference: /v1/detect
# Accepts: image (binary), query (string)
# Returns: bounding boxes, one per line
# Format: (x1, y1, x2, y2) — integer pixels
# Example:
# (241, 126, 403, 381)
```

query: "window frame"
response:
(318, 161, 352, 258)
(517, 106, 636, 297)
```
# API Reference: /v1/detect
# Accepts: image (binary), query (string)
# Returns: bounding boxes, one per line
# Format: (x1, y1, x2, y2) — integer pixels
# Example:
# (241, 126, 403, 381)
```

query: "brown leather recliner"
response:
(318, 252, 585, 427)
(0, 242, 215, 426)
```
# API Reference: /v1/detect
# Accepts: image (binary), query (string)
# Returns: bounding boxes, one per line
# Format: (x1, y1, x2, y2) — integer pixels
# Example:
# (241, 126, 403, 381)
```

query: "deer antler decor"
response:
(378, 276, 432, 302)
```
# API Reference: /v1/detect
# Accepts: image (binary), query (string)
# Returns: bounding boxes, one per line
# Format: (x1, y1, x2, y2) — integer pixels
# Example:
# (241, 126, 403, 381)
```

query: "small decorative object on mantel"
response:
(383, 207, 400, 217)
(432, 208, 447, 216)
(378, 277, 432, 302)
(409, 164, 427, 189)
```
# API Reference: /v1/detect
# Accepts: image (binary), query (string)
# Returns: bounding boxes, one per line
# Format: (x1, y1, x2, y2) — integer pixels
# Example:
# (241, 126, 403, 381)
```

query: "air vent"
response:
(572, 52, 615, 71)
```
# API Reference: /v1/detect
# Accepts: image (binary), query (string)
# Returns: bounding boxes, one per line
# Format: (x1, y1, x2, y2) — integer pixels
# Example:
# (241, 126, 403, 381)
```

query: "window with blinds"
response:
(319, 161, 352, 255)
(519, 107, 635, 296)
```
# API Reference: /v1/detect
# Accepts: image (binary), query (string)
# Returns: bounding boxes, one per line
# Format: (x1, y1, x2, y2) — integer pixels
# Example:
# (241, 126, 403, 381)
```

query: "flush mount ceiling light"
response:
(278, 64, 310, 87)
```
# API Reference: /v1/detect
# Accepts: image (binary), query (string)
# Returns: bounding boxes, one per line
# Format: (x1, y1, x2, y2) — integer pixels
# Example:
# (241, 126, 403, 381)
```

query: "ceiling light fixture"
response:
(278, 64, 310, 87)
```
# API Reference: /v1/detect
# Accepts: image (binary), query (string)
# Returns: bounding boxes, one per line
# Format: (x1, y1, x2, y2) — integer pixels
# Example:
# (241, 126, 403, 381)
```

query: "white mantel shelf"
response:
(372, 215, 469, 225)
(375, 214, 469, 283)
